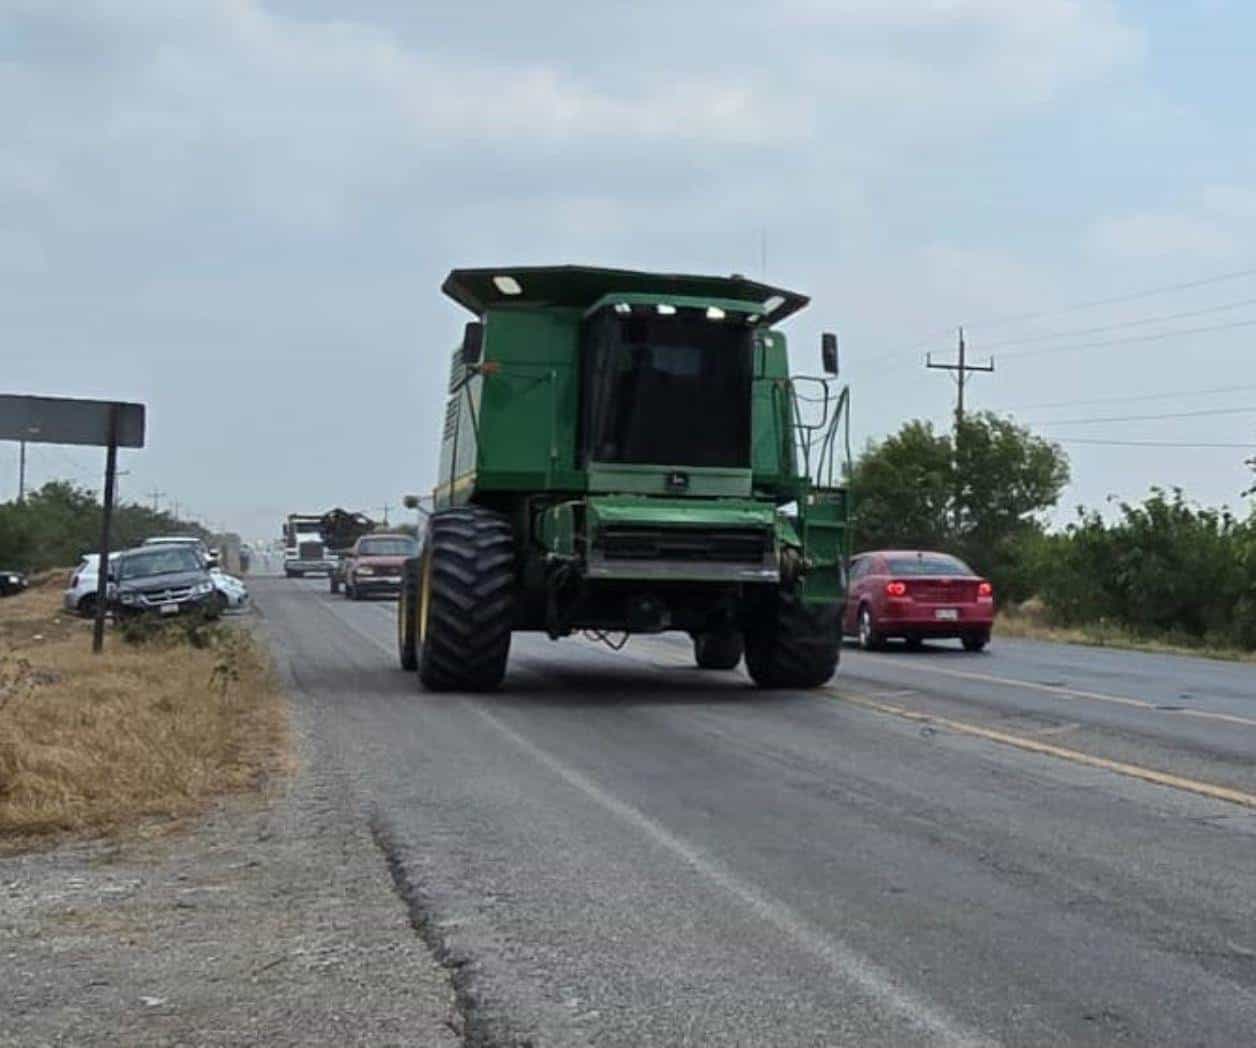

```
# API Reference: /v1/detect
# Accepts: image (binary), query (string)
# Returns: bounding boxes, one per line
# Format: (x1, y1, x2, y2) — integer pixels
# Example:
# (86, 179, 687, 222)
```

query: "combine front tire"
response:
(417, 506, 515, 692)
(693, 631, 743, 670)
(744, 588, 839, 689)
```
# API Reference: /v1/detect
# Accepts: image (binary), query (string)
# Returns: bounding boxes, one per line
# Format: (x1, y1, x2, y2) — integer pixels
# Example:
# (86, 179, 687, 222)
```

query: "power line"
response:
(999, 315, 1256, 362)
(963, 263, 1256, 337)
(1002, 381, 1256, 412)
(1054, 437, 1254, 449)
(868, 261, 1256, 367)
(1030, 404, 1256, 426)
(975, 295, 1256, 352)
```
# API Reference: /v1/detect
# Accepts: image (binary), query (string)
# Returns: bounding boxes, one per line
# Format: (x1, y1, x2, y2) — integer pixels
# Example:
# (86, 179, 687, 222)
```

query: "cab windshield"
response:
(580, 307, 753, 469)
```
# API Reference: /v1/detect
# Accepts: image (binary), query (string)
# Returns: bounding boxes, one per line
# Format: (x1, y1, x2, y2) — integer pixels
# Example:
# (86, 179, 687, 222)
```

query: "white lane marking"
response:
(850, 657, 1256, 730)
(298, 606, 989, 1040)
(472, 703, 994, 1048)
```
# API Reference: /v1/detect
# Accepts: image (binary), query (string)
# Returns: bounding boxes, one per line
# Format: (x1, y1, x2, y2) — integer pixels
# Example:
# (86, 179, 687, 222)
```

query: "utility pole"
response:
(17, 440, 25, 502)
(926, 327, 994, 432)
(379, 503, 392, 527)
(147, 487, 166, 512)
(927, 328, 994, 530)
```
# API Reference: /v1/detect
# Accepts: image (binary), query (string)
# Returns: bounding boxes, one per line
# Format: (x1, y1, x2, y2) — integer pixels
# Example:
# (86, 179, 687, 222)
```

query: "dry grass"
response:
(0, 579, 288, 842)
(997, 601, 1256, 665)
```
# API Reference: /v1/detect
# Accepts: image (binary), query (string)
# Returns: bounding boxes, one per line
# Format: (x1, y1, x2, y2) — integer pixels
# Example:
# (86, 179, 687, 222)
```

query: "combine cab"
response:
(398, 266, 850, 690)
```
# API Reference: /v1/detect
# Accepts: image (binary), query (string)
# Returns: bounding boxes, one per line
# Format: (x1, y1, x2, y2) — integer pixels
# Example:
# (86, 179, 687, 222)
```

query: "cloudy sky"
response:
(4, 1, 1255, 539)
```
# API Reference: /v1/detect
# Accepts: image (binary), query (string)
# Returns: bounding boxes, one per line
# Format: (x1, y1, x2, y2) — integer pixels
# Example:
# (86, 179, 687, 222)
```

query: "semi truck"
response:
(283, 509, 374, 577)
(397, 265, 850, 691)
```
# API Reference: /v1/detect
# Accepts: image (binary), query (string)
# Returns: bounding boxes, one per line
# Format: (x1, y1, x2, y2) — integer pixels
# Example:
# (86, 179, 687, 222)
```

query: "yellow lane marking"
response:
(621, 637, 1256, 810)
(855, 658, 1256, 730)
(833, 689, 1256, 811)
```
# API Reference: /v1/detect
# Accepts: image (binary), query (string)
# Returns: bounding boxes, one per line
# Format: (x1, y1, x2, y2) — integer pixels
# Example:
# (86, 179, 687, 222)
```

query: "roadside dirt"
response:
(2, 776, 460, 1045)
(1, 585, 461, 1046)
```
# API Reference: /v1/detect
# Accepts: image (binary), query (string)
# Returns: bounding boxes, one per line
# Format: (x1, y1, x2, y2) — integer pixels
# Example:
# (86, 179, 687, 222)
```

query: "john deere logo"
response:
(666, 471, 689, 492)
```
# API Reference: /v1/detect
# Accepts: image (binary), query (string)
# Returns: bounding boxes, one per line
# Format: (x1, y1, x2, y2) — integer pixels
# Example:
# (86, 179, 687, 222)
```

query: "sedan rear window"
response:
(886, 555, 972, 576)
(359, 538, 418, 557)
(119, 548, 203, 579)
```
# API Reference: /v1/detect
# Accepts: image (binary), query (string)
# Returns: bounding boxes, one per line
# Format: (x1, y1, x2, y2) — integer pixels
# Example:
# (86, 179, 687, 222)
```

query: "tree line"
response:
(848, 413, 1256, 652)
(0, 481, 210, 574)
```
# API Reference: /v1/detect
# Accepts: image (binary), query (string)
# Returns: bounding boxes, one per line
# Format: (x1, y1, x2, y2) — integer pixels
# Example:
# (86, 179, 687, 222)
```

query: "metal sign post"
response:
(1, 394, 146, 654)
(91, 406, 120, 653)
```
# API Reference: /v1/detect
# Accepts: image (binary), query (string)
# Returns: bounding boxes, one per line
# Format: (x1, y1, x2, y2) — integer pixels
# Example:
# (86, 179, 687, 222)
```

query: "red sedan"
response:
(842, 550, 994, 652)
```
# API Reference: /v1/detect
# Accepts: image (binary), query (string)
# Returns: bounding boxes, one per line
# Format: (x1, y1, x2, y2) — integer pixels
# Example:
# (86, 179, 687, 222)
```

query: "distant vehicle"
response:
(283, 509, 374, 578)
(842, 550, 993, 652)
(209, 568, 249, 610)
(63, 553, 119, 616)
(1, 569, 27, 597)
(332, 533, 418, 599)
(142, 535, 216, 568)
(110, 546, 219, 619)
(283, 514, 329, 577)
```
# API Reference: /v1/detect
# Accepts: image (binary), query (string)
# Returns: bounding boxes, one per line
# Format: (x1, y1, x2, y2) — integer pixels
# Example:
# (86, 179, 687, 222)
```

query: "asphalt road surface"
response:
(255, 575, 1256, 1047)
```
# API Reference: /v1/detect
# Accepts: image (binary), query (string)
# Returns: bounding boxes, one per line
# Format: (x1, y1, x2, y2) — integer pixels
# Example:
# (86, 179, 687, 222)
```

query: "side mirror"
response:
(462, 321, 484, 366)
(821, 332, 839, 376)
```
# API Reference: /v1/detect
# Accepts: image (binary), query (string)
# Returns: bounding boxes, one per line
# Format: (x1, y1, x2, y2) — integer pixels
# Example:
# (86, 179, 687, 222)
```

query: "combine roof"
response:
(442, 265, 809, 326)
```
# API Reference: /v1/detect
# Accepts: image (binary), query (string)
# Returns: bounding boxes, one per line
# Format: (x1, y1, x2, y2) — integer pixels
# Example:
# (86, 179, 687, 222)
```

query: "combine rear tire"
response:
(693, 631, 743, 670)
(418, 506, 515, 692)
(397, 569, 418, 671)
(745, 588, 839, 689)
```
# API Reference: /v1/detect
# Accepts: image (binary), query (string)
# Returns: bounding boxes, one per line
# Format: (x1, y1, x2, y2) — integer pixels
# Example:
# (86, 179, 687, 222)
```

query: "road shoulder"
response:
(2, 685, 459, 1048)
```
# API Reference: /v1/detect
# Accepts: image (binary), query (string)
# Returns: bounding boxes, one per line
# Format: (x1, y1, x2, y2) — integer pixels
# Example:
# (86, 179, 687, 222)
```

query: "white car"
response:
(209, 569, 249, 610)
(63, 553, 118, 616)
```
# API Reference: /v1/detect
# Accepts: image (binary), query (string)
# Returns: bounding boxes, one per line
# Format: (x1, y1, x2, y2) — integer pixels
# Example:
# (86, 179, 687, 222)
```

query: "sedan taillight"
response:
(885, 581, 907, 597)
(978, 581, 994, 600)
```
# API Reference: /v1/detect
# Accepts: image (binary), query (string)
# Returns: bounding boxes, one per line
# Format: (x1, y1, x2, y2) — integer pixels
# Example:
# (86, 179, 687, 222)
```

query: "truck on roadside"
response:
(397, 265, 850, 691)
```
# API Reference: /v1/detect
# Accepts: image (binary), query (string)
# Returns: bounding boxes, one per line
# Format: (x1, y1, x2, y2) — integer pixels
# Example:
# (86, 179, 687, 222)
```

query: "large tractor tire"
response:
(397, 567, 418, 671)
(417, 506, 516, 692)
(693, 631, 743, 670)
(744, 587, 840, 689)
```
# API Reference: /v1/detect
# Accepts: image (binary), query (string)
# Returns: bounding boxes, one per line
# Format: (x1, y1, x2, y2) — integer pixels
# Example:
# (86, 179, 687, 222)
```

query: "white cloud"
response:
(1088, 212, 1237, 261)
(1202, 184, 1256, 221)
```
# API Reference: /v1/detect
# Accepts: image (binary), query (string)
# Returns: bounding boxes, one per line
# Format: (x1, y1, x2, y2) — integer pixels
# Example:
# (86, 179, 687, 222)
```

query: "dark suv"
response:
(111, 546, 219, 619)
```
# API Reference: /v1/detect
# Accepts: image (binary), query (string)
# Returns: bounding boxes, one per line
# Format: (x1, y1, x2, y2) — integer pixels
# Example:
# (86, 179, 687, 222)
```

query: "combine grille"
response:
(597, 526, 771, 564)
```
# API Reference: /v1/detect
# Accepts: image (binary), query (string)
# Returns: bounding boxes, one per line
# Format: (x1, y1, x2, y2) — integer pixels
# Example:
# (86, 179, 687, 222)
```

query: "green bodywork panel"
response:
(587, 463, 751, 497)
(587, 495, 777, 532)
(799, 487, 849, 604)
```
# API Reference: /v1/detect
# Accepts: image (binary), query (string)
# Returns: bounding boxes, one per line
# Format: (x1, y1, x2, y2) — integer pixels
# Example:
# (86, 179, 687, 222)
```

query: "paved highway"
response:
(255, 576, 1256, 1046)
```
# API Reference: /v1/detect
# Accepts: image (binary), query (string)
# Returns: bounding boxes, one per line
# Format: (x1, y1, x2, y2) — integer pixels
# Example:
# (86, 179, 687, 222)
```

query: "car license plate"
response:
(935, 608, 959, 621)
(160, 602, 180, 616)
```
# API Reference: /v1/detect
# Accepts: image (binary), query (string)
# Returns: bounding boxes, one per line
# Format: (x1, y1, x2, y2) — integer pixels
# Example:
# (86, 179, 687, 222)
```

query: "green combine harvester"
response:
(398, 265, 851, 691)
